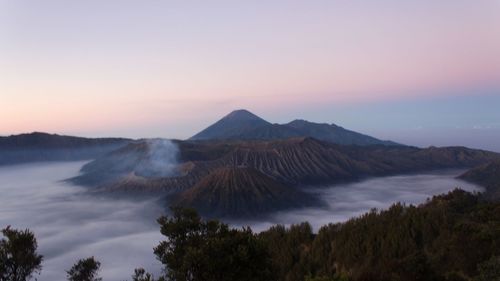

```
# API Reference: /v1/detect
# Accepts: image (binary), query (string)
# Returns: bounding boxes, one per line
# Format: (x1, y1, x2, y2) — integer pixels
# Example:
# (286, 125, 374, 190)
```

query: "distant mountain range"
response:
(0, 132, 130, 165)
(190, 109, 399, 146)
(3, 115, 500, 218)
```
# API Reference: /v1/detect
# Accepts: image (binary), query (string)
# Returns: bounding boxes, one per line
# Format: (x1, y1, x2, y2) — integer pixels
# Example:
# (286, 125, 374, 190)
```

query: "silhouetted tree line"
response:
(1, 189, 500, 281)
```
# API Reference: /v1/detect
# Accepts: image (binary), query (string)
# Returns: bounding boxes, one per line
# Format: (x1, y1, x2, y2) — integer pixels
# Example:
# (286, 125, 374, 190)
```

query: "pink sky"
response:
(1, 1, 499, 142)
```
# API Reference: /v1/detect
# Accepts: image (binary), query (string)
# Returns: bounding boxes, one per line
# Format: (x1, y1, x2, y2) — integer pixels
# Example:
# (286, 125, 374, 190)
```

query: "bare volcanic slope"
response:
(72, 139, 180, 186)
(171, 167, 319, 218)
(74, 137, 500, 192)
(71, 137, 500, 217)
(0, 132, 130, 165)
(459, 160, 500, 200)
(189, 109, 398, 146)
(70, 137, 382, 190)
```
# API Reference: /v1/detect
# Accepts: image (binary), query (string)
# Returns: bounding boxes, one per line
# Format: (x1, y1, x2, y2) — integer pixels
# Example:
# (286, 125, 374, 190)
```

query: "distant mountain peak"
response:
(223, 109, 265, 121)
(189, 109, 271, 141)
(190, 110, 400, 146)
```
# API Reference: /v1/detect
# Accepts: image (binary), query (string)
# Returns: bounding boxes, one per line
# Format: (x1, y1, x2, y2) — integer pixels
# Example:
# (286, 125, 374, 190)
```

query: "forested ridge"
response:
(1, 189, 499, 281)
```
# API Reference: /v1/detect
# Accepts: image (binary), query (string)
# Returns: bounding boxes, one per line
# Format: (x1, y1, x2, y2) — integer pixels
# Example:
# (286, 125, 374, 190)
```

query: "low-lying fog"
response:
(0, 162, 482, 281)
(0, 162, 164, 281)
(236, 171, 483, 232)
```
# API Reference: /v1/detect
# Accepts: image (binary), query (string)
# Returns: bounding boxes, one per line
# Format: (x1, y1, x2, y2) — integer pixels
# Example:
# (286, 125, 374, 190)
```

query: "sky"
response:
(1, 0, 499, 151)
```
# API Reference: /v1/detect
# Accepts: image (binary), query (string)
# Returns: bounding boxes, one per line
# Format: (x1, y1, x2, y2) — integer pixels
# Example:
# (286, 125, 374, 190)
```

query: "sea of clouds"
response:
(0, 162, 482, 281)
(234, 170, 483, 232)
(0, 162, 164, 281)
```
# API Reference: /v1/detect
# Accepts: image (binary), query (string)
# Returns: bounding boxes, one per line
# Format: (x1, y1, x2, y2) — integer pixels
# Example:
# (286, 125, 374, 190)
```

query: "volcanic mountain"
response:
(190, 109, 300, 141)
(0, 132, 130, 165)
(73, 137, 500, 193)
(68, 135, 500, 217)
(459, 160, 500, 200)
(171, 167, 319, 218)
(189, 109, 398, 146)
(71, 138, 179, 186)
(61, 110, 500, 218)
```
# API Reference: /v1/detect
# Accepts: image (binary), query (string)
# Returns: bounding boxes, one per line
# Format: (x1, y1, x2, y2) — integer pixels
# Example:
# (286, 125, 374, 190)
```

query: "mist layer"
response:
(0, 162, 164, 281)
(235, 170, 483, 232)
(0, 163, 482, 280)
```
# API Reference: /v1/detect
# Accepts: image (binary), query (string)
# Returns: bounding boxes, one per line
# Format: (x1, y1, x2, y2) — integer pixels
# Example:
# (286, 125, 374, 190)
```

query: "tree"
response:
(305, 275, 350, 281)
(154, 207, 272, 281)
(66, 257, 102, 281)
(259, 223, 315, 281)
(0, 226, 43, 281)
(476, 256, 500, 281)
(131, 268, 165, 281)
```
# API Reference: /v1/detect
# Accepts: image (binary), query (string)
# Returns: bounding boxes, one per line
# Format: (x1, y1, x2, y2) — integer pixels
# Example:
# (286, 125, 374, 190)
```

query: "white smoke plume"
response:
(141, 139, 180, 178)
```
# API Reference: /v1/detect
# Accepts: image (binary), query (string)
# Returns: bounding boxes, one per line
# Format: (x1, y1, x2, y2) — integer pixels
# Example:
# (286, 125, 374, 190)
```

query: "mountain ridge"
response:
(74, 137, 500, 192)
(189, 109, 399, 146)
(0, 132, 131, 165)
(68, 135, 500, 217)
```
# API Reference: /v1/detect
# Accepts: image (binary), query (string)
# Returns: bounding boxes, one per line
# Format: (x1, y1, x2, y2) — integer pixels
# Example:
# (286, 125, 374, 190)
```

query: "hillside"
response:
(259, 189, 500, 281)
(171, 167, 319, 218)
(459, 160, 500, 200)
(72, 137, 500, 218)
(0, 132, 130, 165)
(286, 119, 399, 146)
(189, 109, 398, 146)
(75, 138, 500, 191)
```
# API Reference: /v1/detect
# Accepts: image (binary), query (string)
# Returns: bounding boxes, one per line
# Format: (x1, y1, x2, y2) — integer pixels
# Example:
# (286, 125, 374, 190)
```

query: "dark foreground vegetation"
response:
(1, 189, 500, 281)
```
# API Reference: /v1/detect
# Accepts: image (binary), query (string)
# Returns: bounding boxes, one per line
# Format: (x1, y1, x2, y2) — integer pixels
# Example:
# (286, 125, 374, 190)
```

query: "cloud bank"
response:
(0, 162, 164, 281)
(235, 170, 483, 232)
(0, 162, 482, 280)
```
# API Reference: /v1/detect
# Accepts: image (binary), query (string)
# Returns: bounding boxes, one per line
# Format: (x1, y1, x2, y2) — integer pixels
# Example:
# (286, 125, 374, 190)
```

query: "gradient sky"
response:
(1, 1, 499, 151)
